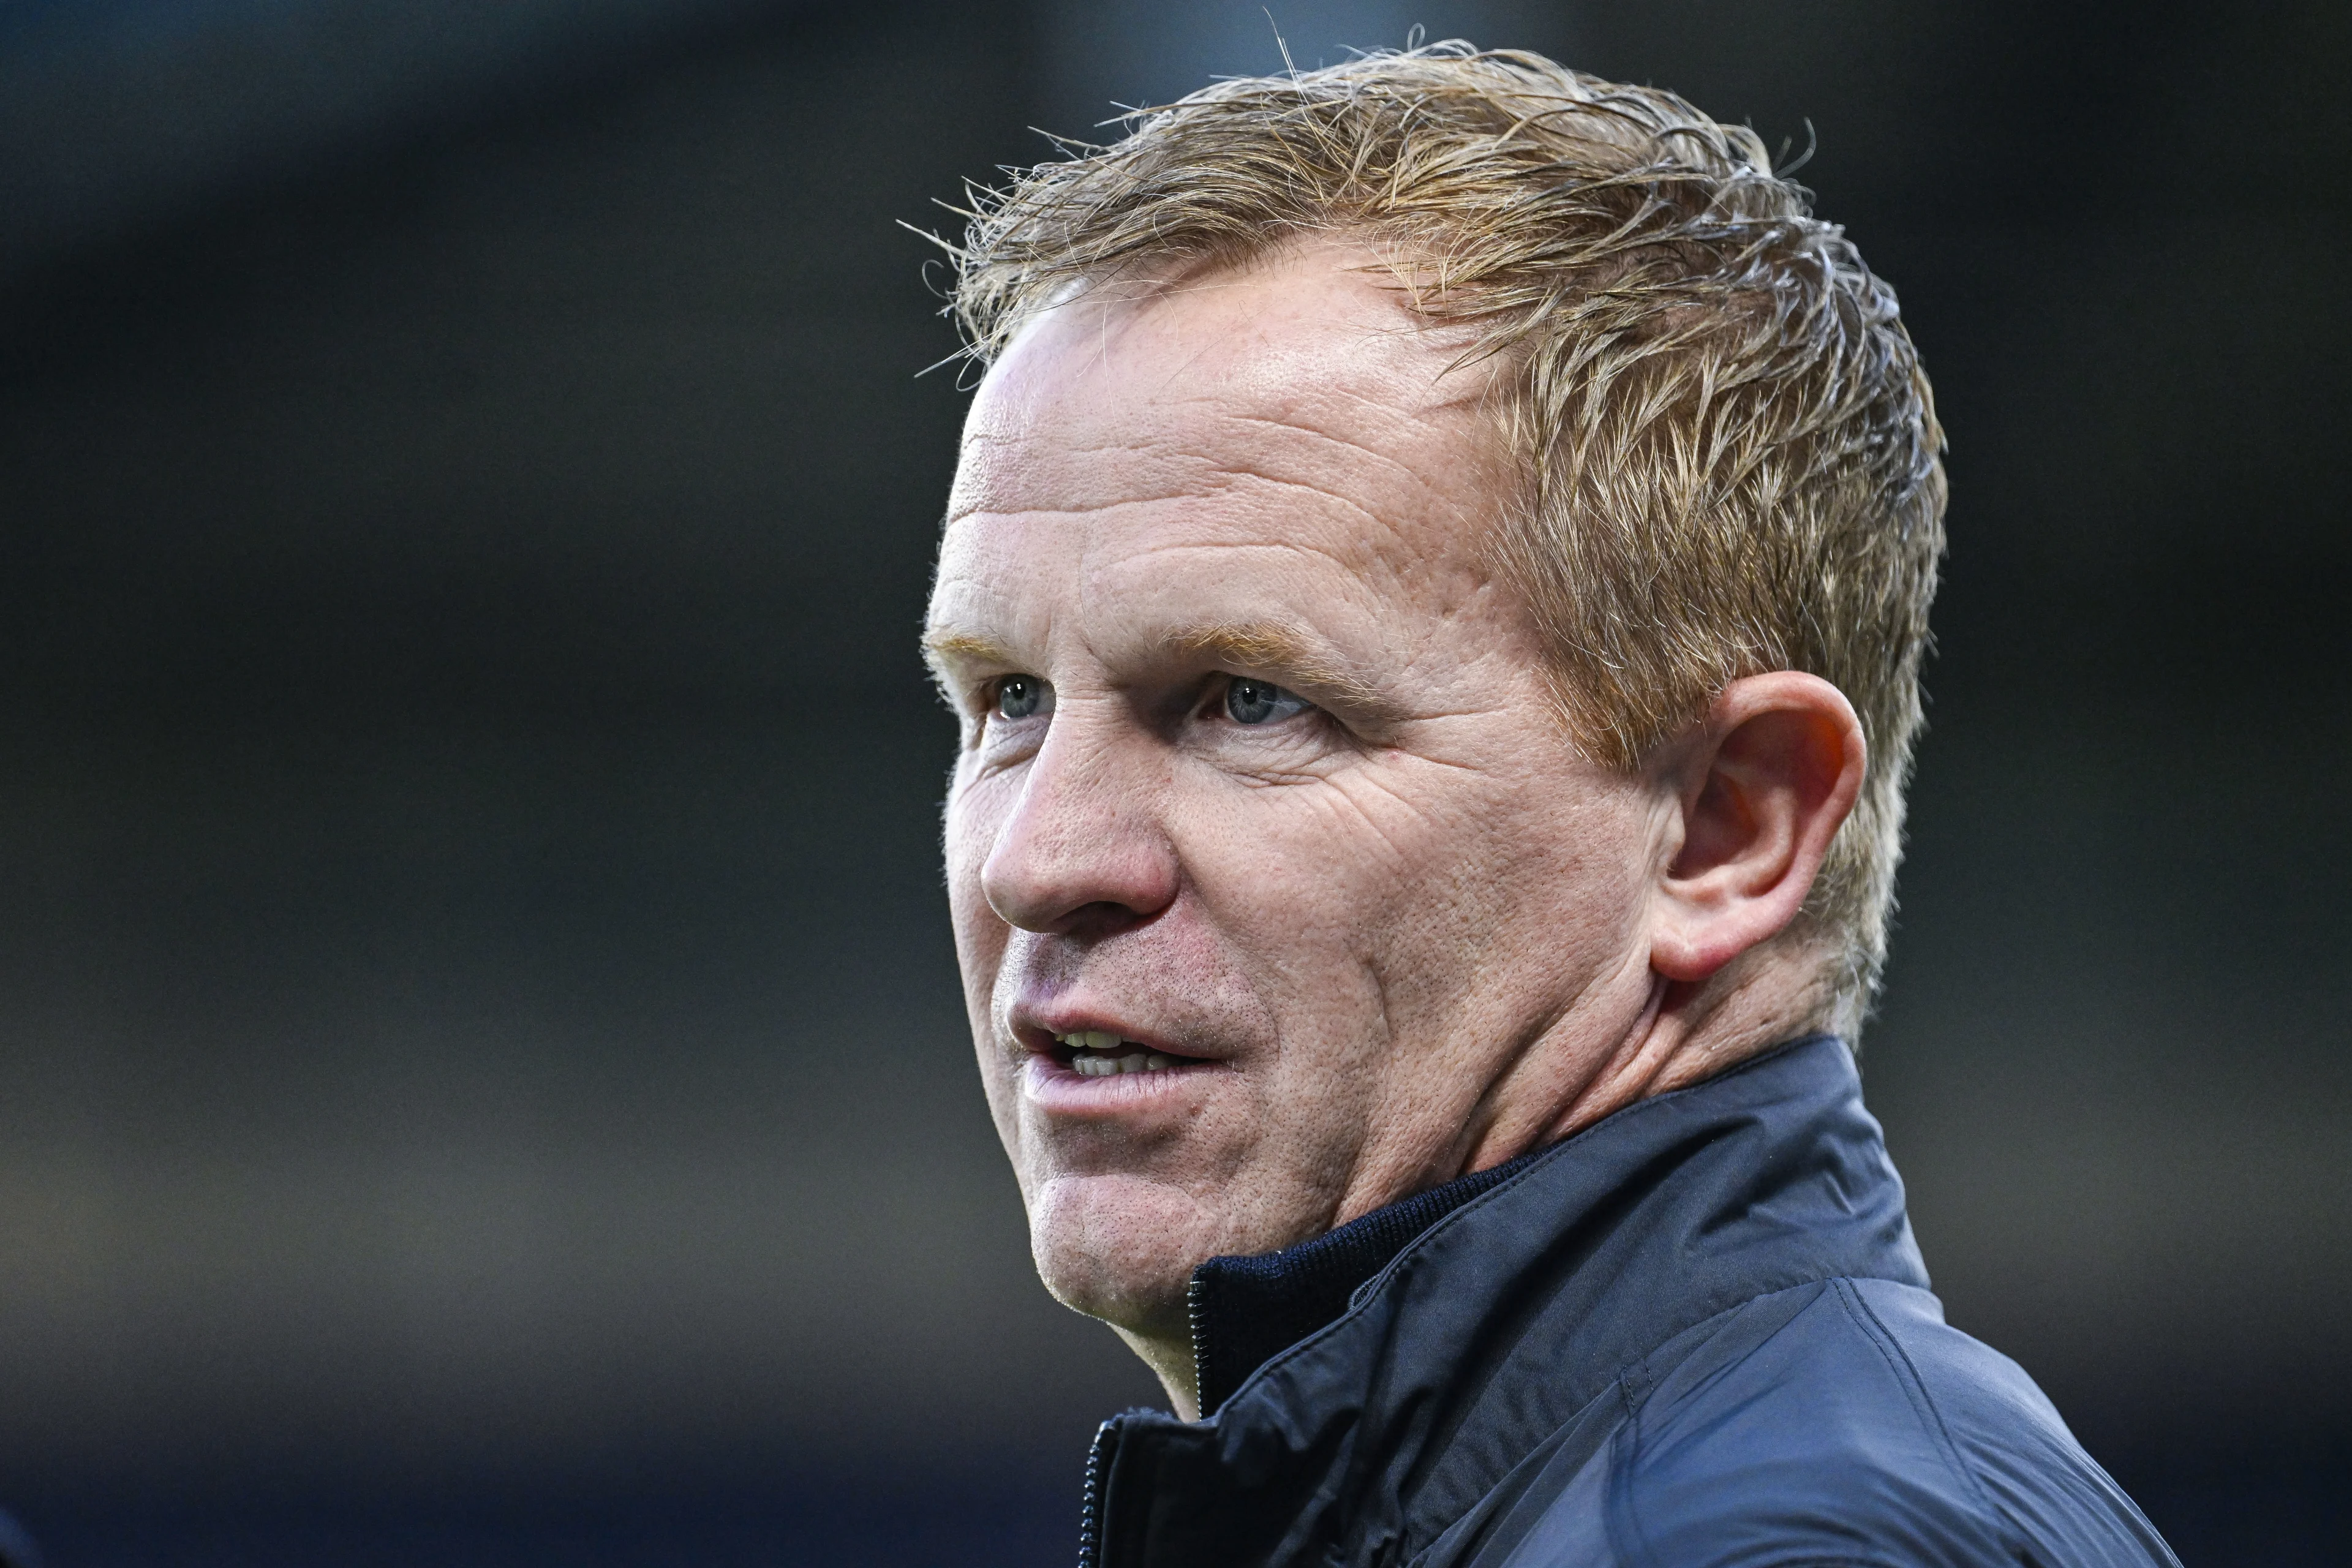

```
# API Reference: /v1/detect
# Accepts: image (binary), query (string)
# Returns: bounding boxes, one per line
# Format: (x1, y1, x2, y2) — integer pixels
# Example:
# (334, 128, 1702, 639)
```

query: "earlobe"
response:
(1649, 674, 1866, 984)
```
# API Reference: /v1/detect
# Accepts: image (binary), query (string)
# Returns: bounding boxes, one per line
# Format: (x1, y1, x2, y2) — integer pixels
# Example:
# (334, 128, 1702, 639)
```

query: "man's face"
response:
(926, 249, 1668, 1344)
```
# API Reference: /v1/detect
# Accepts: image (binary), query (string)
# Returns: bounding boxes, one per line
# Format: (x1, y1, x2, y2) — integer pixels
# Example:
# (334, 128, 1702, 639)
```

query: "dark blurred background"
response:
(0, 1, 2343, 1562)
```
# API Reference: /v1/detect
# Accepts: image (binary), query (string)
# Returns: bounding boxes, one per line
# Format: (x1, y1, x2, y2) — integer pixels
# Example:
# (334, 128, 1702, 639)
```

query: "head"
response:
(922, 45, 1943, 1409)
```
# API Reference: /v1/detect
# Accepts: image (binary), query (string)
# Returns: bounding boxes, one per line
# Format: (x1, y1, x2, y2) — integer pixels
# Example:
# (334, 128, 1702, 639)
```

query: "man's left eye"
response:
(1224, 677, 1310, 726)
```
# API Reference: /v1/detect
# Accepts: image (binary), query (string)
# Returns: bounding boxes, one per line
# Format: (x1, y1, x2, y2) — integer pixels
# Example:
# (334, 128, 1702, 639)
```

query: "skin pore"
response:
(924, 244, 1865, 1419)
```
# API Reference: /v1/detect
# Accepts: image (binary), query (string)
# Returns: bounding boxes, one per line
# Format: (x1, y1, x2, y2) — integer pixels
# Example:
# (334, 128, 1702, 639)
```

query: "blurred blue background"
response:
(0, 0, 2344, 1562)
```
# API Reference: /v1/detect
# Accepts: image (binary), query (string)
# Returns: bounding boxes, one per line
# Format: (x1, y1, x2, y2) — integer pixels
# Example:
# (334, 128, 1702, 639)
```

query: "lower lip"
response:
(1022, 1054, 1221, 1110)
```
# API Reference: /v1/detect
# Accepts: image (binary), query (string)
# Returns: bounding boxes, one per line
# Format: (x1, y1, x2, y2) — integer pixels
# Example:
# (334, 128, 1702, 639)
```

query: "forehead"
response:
(935, 250, 1507, 640)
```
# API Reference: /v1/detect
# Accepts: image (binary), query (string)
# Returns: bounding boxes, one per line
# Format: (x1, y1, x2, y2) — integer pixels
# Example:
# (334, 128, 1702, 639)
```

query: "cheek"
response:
(1167, 771, 1463, 1022)
(943, 774, 1006, 954)
(1177, 758, 1648, 1021)
(945, 784, 1030, 1175)
(1201, 764, 1492, 918)
(943, 778, 1019, 1090)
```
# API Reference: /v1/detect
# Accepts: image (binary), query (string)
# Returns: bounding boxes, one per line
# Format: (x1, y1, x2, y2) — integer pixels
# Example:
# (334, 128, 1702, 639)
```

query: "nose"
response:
(979, 720, 1179, 938)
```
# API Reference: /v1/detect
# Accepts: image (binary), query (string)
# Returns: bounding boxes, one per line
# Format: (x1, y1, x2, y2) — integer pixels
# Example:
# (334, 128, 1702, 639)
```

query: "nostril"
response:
(1058, 898, 1157, 939)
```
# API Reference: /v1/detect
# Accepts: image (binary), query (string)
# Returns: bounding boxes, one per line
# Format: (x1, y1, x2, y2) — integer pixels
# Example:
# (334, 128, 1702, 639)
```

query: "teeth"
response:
(1055, 1036, 1189, 1077)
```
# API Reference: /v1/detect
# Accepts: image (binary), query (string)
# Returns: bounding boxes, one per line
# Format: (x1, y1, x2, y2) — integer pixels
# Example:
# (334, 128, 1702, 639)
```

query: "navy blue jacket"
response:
(1079, 1035, 2179, 1567)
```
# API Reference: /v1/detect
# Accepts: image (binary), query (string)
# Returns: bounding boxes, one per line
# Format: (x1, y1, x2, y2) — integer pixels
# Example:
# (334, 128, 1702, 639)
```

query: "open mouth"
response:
(1050, 1028, 1203, 1077)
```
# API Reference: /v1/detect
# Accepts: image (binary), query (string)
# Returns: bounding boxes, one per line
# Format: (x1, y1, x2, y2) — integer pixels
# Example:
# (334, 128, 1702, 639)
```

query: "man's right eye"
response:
(992, 674, 1053, 720)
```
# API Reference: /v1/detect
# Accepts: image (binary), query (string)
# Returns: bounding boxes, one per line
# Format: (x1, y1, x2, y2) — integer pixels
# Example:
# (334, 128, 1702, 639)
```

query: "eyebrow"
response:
(919, 631, 1014, 709)
(921, 631, 1012, 671)
(921, 619, 1390, 715)
(1167, 619, 1385, 712)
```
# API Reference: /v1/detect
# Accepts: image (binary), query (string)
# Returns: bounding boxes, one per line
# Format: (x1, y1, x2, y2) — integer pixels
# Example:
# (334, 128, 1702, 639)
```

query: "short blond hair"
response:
(942, 43, 1947, 1028)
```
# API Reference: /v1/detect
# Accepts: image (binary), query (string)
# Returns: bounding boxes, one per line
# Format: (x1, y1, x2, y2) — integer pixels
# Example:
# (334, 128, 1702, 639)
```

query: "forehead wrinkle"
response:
(950, 456, 1416, 541)
(1188, 466, 1397, 547)
(948, 414, 1270, 524)
(960, 338, 1493, 532)
(1091, 533, 1396, 597)
(1215, 410, 1427, 484)
(945, 491, 1223, 528)
(1206, 412, 1483, 542)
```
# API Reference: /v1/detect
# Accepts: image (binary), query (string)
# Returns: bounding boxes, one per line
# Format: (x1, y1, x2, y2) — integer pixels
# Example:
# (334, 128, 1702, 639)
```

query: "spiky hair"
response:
(941, 43, 1947, 1028)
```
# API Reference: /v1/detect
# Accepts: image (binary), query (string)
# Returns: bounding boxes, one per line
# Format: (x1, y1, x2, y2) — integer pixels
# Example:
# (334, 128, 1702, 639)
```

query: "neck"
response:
(1121, 951, 1839, 1420)
(1117, 1324, 1204, 1422)
(1461, 944, 1838, 1178)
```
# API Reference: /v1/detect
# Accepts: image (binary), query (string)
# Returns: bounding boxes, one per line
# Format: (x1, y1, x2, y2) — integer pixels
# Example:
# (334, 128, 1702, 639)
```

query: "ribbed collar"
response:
(1187, 1142, 1546, 1418)
(1084, 1034, 1929, 1567)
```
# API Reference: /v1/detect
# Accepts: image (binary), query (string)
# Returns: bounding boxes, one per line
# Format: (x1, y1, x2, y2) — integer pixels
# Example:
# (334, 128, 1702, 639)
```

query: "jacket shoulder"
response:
(1506, 1278, 2178, 1568)
(1844, 1279, 2180, 1568)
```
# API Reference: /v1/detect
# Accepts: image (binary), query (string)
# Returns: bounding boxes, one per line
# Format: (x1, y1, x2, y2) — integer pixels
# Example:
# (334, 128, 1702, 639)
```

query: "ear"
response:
(1649, 672, 1868, 984)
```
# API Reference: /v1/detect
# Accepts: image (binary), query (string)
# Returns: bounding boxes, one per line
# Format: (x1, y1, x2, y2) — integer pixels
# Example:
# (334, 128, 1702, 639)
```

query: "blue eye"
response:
(1225, 677, 1308, 725)
(995, 675, 1051, 720)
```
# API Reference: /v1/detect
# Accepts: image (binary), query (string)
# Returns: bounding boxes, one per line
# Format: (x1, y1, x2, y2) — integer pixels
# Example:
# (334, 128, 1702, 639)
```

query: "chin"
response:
(1026, 1170, 1218, 1336)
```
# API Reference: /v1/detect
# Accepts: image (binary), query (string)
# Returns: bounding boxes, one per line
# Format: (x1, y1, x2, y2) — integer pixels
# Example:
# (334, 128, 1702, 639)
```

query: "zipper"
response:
(1080, 1278, 1208, 1566)
(1186, 1270, 1213, 1417)
(1076, 1413, 1123, 1568)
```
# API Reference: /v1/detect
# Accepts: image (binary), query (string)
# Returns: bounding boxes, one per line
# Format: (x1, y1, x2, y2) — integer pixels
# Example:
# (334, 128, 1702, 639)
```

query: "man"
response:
(922, 45, 2178, 1568)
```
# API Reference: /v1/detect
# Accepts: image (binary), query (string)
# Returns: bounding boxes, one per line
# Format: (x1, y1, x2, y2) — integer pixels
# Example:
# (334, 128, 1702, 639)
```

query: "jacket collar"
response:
(1187, 1139, 1546, 1418)
(1084, 1034, 1929, 1567)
